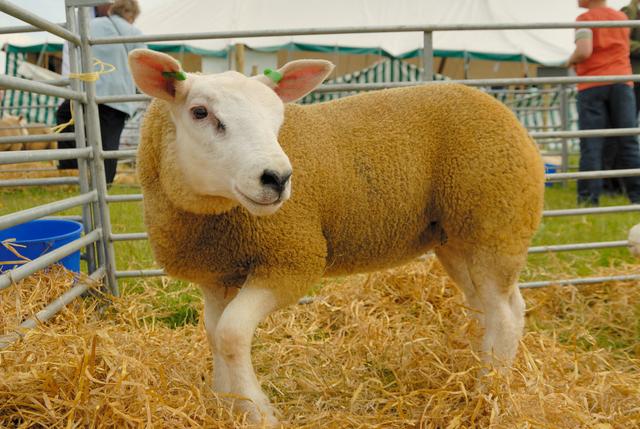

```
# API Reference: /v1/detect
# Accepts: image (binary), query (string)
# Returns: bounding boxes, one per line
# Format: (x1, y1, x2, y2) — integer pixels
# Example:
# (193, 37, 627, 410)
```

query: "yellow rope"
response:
(68, 58, 115, 82)
(50, 106, 74, 134)
(51, 59, 116, 134)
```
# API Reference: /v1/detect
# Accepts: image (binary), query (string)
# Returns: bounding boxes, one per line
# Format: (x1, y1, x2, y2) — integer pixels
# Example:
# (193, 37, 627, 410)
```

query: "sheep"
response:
(0, 115, 27, 151)
(23, 122, 56, 150)
(128, 49, 545, 426)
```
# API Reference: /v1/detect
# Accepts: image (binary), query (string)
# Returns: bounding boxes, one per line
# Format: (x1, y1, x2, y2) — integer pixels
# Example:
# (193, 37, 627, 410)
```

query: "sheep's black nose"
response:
(260, 169, 292, 194)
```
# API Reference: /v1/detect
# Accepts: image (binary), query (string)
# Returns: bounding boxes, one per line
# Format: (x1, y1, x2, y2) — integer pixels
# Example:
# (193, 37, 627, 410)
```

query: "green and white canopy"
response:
(2, 43, 64, 125)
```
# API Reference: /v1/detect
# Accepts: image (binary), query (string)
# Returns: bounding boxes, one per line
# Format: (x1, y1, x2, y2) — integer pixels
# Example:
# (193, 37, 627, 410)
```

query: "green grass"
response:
(526, 181, 638, 280)
(1, 181, 638, 326)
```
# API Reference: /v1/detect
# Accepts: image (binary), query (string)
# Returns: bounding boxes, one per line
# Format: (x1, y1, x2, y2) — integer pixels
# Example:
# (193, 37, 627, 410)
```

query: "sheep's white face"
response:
(129, 49, 333, 216)
(170, 72, 292, 216)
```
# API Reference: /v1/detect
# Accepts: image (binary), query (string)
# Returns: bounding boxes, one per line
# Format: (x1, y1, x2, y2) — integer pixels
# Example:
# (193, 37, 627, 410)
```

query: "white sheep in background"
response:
(128, 49, 545, 426)
(23, 122, 56, 150)
(628, 223, 640, 257)
(0, 115, 27, 151)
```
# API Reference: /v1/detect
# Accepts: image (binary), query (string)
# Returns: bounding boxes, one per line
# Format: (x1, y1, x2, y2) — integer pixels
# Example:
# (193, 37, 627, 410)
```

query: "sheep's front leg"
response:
(214, 279, 296, 426)
(201, 285, 238, 394)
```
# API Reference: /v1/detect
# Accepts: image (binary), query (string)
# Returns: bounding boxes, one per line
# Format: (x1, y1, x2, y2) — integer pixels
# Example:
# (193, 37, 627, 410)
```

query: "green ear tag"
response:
(162, 70, 187, 81)
(264, 68, 282, 83)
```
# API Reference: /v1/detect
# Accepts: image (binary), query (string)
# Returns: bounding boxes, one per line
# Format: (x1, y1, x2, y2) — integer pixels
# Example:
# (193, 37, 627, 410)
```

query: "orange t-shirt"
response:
(575, 7, 632, 91)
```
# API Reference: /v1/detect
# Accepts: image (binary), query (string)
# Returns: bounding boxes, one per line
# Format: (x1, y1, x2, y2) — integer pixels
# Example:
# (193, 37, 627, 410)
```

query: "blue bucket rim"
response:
(0, 219, 83, 244)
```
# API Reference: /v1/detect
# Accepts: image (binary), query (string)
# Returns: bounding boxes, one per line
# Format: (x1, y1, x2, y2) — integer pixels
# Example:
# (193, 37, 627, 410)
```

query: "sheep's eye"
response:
(191, 106, 208, 120)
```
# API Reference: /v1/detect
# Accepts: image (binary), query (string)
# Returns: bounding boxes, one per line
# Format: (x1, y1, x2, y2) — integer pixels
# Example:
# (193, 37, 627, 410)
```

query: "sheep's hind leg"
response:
(475, 269, 525, 370)
(201, 285, 238, 394)
(436, 245, 526, 369)
(435, 246, 484, 327)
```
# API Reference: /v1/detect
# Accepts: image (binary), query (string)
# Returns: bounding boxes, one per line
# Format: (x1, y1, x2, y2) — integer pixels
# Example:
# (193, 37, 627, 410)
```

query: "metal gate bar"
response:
(0, 229, 102, 290)
(0, 133, 75, 145)
(521, 274, 640, 289)
(88, 20, 640, 46)
(0, 267, 105, 350)
(0, 147, 92, 164)
(76, 4, 118, 295)
(0, 191, 97, 230)
(0, 177, 80, 187)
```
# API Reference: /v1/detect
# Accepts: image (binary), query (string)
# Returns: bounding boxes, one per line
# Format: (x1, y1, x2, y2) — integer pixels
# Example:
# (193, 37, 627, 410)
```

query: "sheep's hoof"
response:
(236, 399, 279, 428)
(217, 391, 279, 428)
(416, 253, 433, 262)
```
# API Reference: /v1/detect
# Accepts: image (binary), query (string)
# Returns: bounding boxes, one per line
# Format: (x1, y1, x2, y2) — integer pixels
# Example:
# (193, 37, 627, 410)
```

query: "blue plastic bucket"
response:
(544, 163, 558, 188)
(0, 219, 83, 273)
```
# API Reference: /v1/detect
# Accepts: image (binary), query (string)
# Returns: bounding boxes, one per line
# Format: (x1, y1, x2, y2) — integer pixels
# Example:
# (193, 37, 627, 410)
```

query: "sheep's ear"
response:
(128, 49, 186, 101)
(254, 60, 334, 103)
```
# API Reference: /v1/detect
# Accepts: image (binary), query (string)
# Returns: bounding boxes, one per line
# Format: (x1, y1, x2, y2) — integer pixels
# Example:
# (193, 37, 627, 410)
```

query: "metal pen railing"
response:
(87, 19, 640, 47)
(0, 229, 102, 291)
(0, 191, 97, 230)
(0, 177, 81, 187)
(1, 1, 640, 349)
(0, 132, 75, 146)
(0, 0, 111, 348)
(88, 20, 640, 289)
(0, 267, 104, 350)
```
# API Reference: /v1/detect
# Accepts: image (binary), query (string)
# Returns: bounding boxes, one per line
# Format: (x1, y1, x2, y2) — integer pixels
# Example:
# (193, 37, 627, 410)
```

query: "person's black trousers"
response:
(577, 83, 640, 205)
(56, 100, 76, 170)
(56, 100, 127, 184)
(98, 105, 127, 184)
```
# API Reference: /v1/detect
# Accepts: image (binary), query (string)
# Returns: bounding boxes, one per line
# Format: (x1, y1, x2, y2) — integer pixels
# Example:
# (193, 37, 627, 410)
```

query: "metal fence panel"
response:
(1, 5, 639, 351)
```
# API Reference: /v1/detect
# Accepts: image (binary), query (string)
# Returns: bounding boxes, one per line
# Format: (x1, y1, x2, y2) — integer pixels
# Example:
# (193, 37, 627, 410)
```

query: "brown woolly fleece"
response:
(137, 83, 544, 300)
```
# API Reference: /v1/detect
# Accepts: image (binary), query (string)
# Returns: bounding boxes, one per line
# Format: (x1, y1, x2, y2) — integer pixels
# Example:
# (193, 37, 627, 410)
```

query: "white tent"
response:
(135, 0, 632, 66)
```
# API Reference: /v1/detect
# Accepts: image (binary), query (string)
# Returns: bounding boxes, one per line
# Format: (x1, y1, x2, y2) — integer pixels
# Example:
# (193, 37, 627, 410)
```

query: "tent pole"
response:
(437, 57, 447, 75)
(463, 51, 469, 80)
(422, 31, 433, 81)
(334, 44, 339, 78)
(522, 55, 529, 78)
(235, 43, 245, 74)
